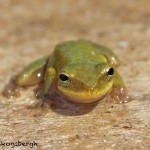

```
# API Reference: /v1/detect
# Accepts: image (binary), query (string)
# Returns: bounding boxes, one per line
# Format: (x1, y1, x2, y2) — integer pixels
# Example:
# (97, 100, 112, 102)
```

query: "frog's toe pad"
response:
(108, 87, 131, 104)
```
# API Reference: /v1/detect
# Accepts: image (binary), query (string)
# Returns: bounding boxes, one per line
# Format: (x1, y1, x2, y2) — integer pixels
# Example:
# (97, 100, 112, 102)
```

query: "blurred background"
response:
(0, 0, 150, 62)
(0, 0, 150, 149)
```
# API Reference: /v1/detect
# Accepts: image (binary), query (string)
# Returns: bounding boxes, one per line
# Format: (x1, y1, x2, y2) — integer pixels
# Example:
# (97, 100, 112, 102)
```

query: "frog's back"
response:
(54, 40, 107, 67)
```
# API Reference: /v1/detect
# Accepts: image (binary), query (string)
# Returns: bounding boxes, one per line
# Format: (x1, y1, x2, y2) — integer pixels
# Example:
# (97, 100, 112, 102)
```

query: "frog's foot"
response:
(107, 87, 131, 104)
(2, 76, 20, 98)
(34, 86, 54, 108)
(34, 88, 45, 100)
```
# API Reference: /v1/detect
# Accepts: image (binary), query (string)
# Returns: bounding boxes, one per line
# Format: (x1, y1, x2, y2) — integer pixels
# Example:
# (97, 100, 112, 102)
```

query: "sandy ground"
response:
(0, 0, 150, 149)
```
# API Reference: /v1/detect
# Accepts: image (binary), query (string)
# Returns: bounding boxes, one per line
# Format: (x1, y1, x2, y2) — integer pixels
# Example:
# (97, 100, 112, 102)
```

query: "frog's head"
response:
(57, 63, 115, 103)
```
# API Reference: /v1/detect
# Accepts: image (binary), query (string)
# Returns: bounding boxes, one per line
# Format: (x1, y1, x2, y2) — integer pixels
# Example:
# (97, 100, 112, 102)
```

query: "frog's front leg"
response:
(16, 57, 49, 86)
(43, 67, 56, 96)
(33, 66, 56, 106)
(109, 69, 130, 103)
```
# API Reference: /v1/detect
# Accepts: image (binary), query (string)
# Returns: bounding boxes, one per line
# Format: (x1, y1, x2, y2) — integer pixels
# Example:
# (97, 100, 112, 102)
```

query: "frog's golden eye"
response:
(59, 73, 71, 87)
(59, 74, 69, 81)
(107, 67, 114, 76)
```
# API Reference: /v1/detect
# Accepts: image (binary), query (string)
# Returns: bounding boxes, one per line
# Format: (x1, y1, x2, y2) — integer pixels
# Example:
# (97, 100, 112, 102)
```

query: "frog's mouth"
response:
(56, 88, 109, 103)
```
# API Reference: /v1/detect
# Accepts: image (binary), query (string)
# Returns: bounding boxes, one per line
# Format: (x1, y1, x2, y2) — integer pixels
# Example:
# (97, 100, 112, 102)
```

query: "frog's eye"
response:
(59, 74, 69, 81)
(59, 73, 71, 87)
(107, 67, 114, 76)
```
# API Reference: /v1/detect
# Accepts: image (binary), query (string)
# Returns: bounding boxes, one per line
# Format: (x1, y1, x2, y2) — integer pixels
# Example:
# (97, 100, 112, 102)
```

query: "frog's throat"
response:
(56, 88, 110, 103)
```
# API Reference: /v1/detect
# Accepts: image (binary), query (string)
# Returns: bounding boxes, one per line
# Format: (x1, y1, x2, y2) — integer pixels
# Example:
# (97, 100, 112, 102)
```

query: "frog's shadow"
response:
(1, 76, 97, 116)
(33, 86, 98, 116)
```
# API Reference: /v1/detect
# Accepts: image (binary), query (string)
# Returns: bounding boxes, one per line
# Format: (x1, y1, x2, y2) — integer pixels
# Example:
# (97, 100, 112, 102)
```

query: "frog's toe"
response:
(115, 93, 131, 104)
(109, 87, 132, 104)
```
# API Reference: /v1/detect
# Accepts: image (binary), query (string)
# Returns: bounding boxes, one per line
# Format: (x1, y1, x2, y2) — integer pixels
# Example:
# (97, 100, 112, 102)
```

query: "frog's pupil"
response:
(60, 74, 69, 81)
(107, 67, 114, 75)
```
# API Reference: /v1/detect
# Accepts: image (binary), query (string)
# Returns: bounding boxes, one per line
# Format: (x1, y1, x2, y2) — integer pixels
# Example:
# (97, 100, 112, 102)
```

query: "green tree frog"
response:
(16, 40, 130, 103)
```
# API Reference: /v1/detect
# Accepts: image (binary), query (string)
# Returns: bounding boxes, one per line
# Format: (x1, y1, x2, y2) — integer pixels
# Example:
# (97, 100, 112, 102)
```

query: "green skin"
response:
(16, 40, 129, 103)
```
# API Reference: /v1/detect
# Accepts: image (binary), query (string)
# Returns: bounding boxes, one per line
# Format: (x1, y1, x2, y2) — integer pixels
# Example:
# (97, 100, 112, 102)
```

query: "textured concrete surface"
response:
(0, 0, 150, 149)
